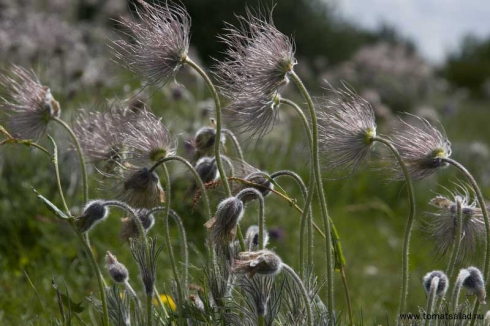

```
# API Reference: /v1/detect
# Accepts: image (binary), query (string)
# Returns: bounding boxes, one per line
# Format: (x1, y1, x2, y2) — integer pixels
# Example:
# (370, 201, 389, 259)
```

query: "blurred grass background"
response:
(0, 0, 489, 324)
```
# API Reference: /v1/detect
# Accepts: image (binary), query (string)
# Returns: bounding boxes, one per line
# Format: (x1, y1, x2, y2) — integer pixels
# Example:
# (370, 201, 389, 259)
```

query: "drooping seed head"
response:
(120, 208, 156, 241)
(75, 200, 109, 233)
(245, 225, 269, 251)
(423, 270, 448, 296)
(192, 127, 225, 157)
(425, 186, 486, 260)
(105, 251, 129, 284)
(233, 250, 283, 277)
(123, 110, 177, 167)
(195, 157, 219, 184)
(111, 0, 190, 86)
(461, 267, 486, 304)
(0, 65, 60, 140)
(318, 84, 377, 174)
(389, 115, 452, 180)
(216, 8, 296, 137)
(207, 197, 244, 247)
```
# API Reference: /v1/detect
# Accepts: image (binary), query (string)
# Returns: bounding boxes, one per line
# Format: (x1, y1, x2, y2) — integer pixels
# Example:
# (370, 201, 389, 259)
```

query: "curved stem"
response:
(76, 232, 109, 326)
(149, 155, 212, 220)
(282, 264, 313, 326)
(53, 117, 88, 204)
(184, 57, 231, 196)
(423, 277, 440, 326)
(373, 136, 416, 315)
(451, 269, 470, 311)
(236, 188, 265, 249)
(48, 136, 70, 215)
(442, 157, 490, 280)
(223, 128, 245, 163)
(289, 71, 334, 315)
(160, 165, 184, 325)
(446, 197, 463, 280)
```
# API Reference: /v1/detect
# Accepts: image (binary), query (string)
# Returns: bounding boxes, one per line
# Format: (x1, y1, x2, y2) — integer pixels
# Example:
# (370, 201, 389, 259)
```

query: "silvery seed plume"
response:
(245, 225, 269, 251)
(105, 251, 130, 284)
(390, 115, 452, 180)
(73, 106, 127, 167)
(130, 237, 163, 296)
(318, 84, 377, 174)
(422, 270, 448, 296)
(102, 166, 165, 209)
(120, 208, 155, 241)
(216, 8, 296, 137)
(75, 200, 110, 233)
(230, 158, 274, 203)
(425, 186, 486, 260)
(233, 250, 283, 277)
(0, 65, 60, 140)
(123, 110, 177, 167)
(111, 0, 190, 86)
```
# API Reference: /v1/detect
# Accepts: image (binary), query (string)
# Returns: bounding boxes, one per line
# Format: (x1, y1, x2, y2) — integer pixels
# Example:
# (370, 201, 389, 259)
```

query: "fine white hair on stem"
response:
(215, 7, 296, 137)
(389, 114, 452, 180)
(111, 0, 190, 86)
(318, 83, 377, 174)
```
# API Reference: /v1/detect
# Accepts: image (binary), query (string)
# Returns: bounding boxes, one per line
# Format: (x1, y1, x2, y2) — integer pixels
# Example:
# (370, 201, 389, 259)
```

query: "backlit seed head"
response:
(233, 250, 283, 277)
(462, 267, 486, 304)
(0, 65, 60, 140)
(120, 208, 156, 241)
(390, 115, 452, 180)
(105, 251, 129, 284)
(75, 200, 109, 233)
(215, 8, 296, 137)
(318, 84, 377, 174)
(423, 270, 448, 296)
(425, 186, 486, 260)
(245, 225, 269, 251)
(206, 197, 244, 247)
(111, 0, 190, 86)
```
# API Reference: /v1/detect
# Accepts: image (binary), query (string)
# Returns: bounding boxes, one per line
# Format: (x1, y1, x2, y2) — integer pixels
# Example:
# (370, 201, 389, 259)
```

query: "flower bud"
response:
(195, 157, 218, 184)
(105, 251, 129, 284)
(205, 197, 244, 247)
(75, 200, 109, 233)
(245, 225, 269, 251)
(193, 127, 225, 157)
(241, 172, 273, 203)
(120, 209, 156, 241)
(122, 167, 165, 209)
(233, 250, 283, 277)
(462, 267, 486, 304)
(423, 271, 448, 296)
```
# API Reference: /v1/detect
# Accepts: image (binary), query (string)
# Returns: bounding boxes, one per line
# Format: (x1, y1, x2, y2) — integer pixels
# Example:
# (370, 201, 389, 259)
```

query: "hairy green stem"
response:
(236, 188, 265, 249)
(147, 293, 152, 326)
(223, 128, 245, 163)
(49, 136, 70, 215)
(289, 71, 334, 315)
(184, 57, 230, 196)
(423, 277, 440, 326)
(373, 136, 415, 315)
(53, 117, 88, 204)
(447, 197, 463, 280)
(161, 165, 184, 325)
(282, 264, 313, 326)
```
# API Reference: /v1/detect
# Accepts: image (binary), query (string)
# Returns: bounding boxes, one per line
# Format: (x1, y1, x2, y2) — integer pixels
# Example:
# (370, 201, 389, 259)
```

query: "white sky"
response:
(333, 0, 490, 64)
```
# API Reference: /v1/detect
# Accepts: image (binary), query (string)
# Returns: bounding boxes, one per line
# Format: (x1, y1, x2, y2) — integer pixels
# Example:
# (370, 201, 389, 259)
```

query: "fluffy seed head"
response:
(111, 0, 190, 86)
(245, 225, 269, 251)
(105, 251, 129, 284)
(425, 186, 486, 260)
(75, 200, 109, 233)
(233, 250, 283, 277)
(318, 85, 377, 174)
(0, 65, 60, 140)
(120, 208, 156, 241)
(423, 270, 448, 296)
(123, 110, 177, 166)
(207, 197, 244, 247)
(461, 267, 486, 304)
(216, 8, 296, 136)
(390, 115, 452, 180)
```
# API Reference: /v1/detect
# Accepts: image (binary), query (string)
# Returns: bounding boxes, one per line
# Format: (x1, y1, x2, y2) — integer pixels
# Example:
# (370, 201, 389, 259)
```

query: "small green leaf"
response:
(32, 188, 68, 220)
